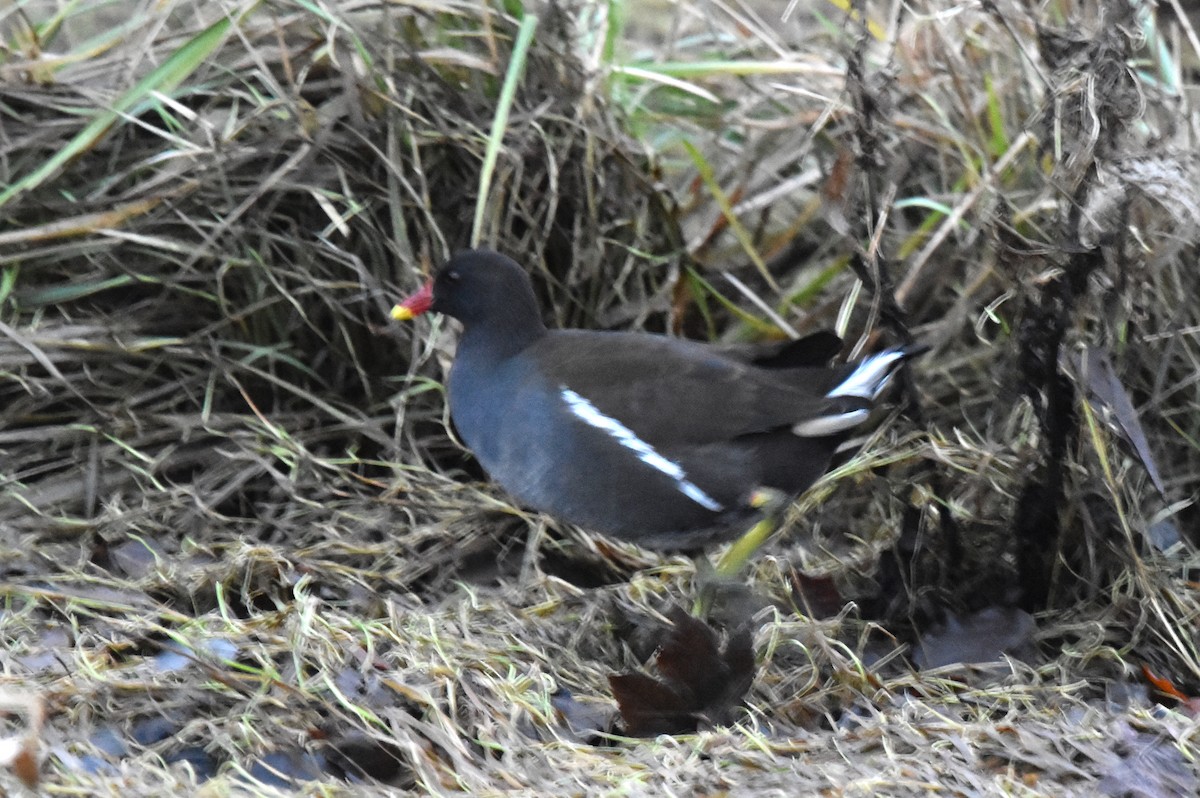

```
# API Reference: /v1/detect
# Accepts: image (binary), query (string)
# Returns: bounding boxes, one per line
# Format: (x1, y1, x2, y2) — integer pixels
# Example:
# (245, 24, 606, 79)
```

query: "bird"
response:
(392, 249, 920, 552)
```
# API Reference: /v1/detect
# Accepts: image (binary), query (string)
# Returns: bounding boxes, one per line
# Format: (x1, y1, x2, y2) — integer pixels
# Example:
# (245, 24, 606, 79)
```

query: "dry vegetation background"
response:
(2, 0, 1200, 794)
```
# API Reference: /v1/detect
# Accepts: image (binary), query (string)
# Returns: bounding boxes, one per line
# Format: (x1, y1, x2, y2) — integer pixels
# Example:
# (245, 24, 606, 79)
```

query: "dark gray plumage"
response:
(393, 249, 919, 550)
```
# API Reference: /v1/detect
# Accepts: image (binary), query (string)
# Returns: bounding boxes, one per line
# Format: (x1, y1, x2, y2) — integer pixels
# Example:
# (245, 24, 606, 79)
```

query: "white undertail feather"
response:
(827, 348, 907, 400)
(560, 387, 724, 512)
(793, 348, 909, 438)
(792, 409, 870, 437)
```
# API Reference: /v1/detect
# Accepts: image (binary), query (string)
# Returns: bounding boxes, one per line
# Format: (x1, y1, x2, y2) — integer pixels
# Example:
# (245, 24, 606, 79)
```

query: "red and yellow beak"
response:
(390, 280, 434, 321)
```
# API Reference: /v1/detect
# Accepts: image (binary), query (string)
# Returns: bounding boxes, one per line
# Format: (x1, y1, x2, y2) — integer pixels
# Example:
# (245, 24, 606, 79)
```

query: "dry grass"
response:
(2, 0, 1199, 794)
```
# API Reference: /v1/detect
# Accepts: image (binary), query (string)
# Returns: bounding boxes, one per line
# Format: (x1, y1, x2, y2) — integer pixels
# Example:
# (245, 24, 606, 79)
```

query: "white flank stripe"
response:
(792, 409, 870, 437)
(827, 349, 906, 400)
(560, 388, 724, 512)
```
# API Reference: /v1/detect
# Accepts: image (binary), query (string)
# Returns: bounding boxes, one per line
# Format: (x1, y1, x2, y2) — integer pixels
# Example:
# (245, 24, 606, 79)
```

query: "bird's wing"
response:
(527, 331, 858, 446)
(711, 330, 845, 369)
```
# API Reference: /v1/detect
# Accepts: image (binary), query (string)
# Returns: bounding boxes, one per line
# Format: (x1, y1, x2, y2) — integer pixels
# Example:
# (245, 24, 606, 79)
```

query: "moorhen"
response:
(393, 249, 919, 551)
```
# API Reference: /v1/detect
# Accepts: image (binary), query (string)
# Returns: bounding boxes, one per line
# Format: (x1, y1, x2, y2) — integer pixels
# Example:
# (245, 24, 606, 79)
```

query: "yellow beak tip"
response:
(390, 304, 416, 321)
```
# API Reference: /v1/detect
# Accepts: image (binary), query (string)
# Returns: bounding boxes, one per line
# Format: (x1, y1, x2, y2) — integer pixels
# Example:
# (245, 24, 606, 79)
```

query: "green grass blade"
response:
(629, 60, 843, 78)
(471, 14, 539, 246)
(684, 266, 777, 335)
(984, 75, 1009, 156)
(17, 275, 134, 307)
(0, 7, 251, 209)
(682, 139, 778, 291)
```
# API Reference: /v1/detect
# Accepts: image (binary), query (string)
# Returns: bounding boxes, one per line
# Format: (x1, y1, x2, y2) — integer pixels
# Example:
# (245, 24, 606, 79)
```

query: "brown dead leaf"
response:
(609, 607, 754, 736)
(0, 687, 44, 789)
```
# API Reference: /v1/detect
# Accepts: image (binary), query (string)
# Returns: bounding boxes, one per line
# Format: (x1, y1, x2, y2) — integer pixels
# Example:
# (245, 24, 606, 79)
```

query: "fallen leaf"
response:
(789, 570, 846, 619)
(913, 607, 1037, 669)
(324, 733, 410, 784)
(1097, 719, 1198, 797)
(549, 688, 613, 743)
(609, 608, 754, 736)
(1067, 346, 1166, 498)
(0, 687, 43, 788)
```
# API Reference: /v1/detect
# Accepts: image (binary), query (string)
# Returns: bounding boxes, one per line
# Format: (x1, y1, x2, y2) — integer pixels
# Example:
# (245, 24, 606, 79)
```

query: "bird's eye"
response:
(445, 270, 461, 283)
